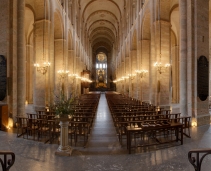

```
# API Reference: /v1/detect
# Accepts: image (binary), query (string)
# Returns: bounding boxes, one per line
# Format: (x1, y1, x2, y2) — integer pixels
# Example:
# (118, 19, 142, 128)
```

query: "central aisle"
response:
(85, 93, 125, 154)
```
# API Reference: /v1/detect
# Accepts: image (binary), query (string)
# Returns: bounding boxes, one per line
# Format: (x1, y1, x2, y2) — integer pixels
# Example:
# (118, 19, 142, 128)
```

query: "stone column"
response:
(26, 44, 34, 104)
(122, 61, 125, 94)
(137, 41, 141, 100)
(33, 20, 51, 109)
(149, 2, 157, 105)
(191, 0, 209, 125)
(55, 120, 72, 156)
(142, 39, 150, 101)
(159, 20, 171, 106)
(125, 57, 129, 96)
(17, 0, 26, 116)
(68, 50, 74, 97)
(131, 50, 137, 98)
(7, 0, 18, 120)
(107, 53, 111, 89)
(179, 0, 188, 116)
(54, 39, 64, 78)
(171, 45, 179, 104)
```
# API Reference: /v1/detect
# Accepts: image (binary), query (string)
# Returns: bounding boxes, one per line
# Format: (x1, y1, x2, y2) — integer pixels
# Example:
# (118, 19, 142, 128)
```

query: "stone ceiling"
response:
(80, 0, 126, 53)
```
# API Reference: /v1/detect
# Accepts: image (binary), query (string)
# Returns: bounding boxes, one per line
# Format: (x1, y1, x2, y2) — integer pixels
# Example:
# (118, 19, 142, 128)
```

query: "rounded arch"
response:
(68, 30, 73, 50)
(170, 5, 180, 104)
(24, 5, 35, 105)
(142, 9, 151, 40)
(25, 4, 36, 19)
(25, 6, 35, 44)
(126, 40, 129, 57)
(82, 0, 122, 20)
(34, 0, 50, 20)
(54, 10, 63, 39)
(131, 30, 137, 50)
(88, 19, 117, 36)
(170, 6, 179, 42)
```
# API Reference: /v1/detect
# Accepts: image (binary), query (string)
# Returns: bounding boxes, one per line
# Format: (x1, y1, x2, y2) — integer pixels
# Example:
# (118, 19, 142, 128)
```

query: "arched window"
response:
(96, 52, 107, 87)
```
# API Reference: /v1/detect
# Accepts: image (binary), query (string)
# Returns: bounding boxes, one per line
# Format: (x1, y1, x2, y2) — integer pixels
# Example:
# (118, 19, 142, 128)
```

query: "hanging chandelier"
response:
(135, 69, 148, 78)
(58, 70, 70, 78)
(154, 62, 170, 74)
(34, 0, 50, 75)
(57, 5, 69, 79)
(154, 0, 170, 74)
(136, 2, 148, 78)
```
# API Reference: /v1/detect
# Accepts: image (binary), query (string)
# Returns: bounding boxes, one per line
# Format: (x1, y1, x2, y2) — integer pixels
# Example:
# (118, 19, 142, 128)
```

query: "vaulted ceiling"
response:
(80, 0, 126, 53)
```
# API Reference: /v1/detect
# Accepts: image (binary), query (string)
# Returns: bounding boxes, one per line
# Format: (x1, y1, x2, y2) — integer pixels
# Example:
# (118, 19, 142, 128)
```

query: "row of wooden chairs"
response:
(16, 93, 100, 147)
(106, 93, 191, 147)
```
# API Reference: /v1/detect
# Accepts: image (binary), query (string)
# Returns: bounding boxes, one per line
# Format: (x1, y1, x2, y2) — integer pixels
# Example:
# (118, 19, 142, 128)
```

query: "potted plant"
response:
(51, 91, 75, 156)
(52, 91, 75, 119)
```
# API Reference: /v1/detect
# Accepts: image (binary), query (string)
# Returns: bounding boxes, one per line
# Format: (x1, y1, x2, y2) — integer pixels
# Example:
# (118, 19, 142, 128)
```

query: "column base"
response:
(55, 145, 73, 156)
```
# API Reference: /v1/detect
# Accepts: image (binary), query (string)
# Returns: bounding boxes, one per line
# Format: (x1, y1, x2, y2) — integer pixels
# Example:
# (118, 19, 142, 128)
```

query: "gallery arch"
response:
(95, 52, 108, 88)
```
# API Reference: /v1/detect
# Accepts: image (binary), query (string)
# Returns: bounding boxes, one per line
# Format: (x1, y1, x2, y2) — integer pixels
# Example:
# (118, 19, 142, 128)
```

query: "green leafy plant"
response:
(51, 91, 75, 117)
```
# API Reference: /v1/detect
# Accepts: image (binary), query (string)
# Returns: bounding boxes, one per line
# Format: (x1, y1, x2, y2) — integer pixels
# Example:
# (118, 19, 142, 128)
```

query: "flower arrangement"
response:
(51, 91, 75, 118)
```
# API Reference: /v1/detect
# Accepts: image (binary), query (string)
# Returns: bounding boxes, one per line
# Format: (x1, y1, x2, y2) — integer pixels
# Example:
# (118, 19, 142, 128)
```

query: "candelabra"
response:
(128, 74, 136, 80)
(58, 70, 69, 78)
(154, 62, 170, 74)
(135, 69, 148, 78)
(34, 62, 50, 75)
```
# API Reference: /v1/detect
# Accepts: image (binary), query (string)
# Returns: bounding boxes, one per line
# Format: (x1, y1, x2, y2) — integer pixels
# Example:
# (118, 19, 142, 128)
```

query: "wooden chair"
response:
(26, 118, 38, 140)
(116, 121, 129, 145)
(46, 120, 60, 144)
(68, 121, 76, 146)
(16, 117, 28, 138)
(74, 121, 90, 147)
(26, 113, 37, 119)
(47, 115, 55, 120)
(37, 119, 49, 141)
(37, 114, 47, 120)
(180, 116, 191, 138)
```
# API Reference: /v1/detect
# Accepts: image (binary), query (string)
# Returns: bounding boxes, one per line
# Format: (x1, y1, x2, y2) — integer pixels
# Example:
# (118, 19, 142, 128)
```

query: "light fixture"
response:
(128, 74, 136, 80)
(57, 70, 69, 78)
(135, 69, 148, 78)
(154, 62, 170, 74)
(58, 4, 68, 78)
(191, 117, 197, 127)
(137, 2, 148, 78)
(68, 73, 78, 77)
(34, 0, 50, 74)
(154, 0, 170, 74)
(81, 77, 92, 83)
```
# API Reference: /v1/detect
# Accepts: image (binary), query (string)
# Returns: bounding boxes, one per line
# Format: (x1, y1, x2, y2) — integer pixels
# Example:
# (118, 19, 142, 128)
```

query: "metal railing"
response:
(0, 152, 15, 171)
(188, 149, 211, 171)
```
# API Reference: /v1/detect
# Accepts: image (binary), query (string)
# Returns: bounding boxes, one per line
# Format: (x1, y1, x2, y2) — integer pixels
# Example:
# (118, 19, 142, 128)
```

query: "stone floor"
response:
(1, 94, 211, 170)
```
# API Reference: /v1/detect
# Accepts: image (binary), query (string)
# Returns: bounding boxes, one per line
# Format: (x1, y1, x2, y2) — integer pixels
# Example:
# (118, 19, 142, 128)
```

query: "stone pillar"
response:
(17, 0, 26, 116)
(54, 39, 64, 90)
(149, 2, 157, 105)
(142, 39, 150, 101)
(7, 0, 18, 120)
(26, 44, 34, 104)
(107, 53, 111, 89)
(171, 45, 179, 104)
(33, 20, 51, 109)
(179, 0, 188, 116)
(122, 63, 125, 94)
(55, 120, 72, 156)
(125, 57, 129, 96)
(131, 50, 137, 98)
(75, 57, 80, 96)
(136, 41, 141, 100)
(159, 20, 171, 106)
(191, 0, 209, 125)
(68, 50, 74, 97)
